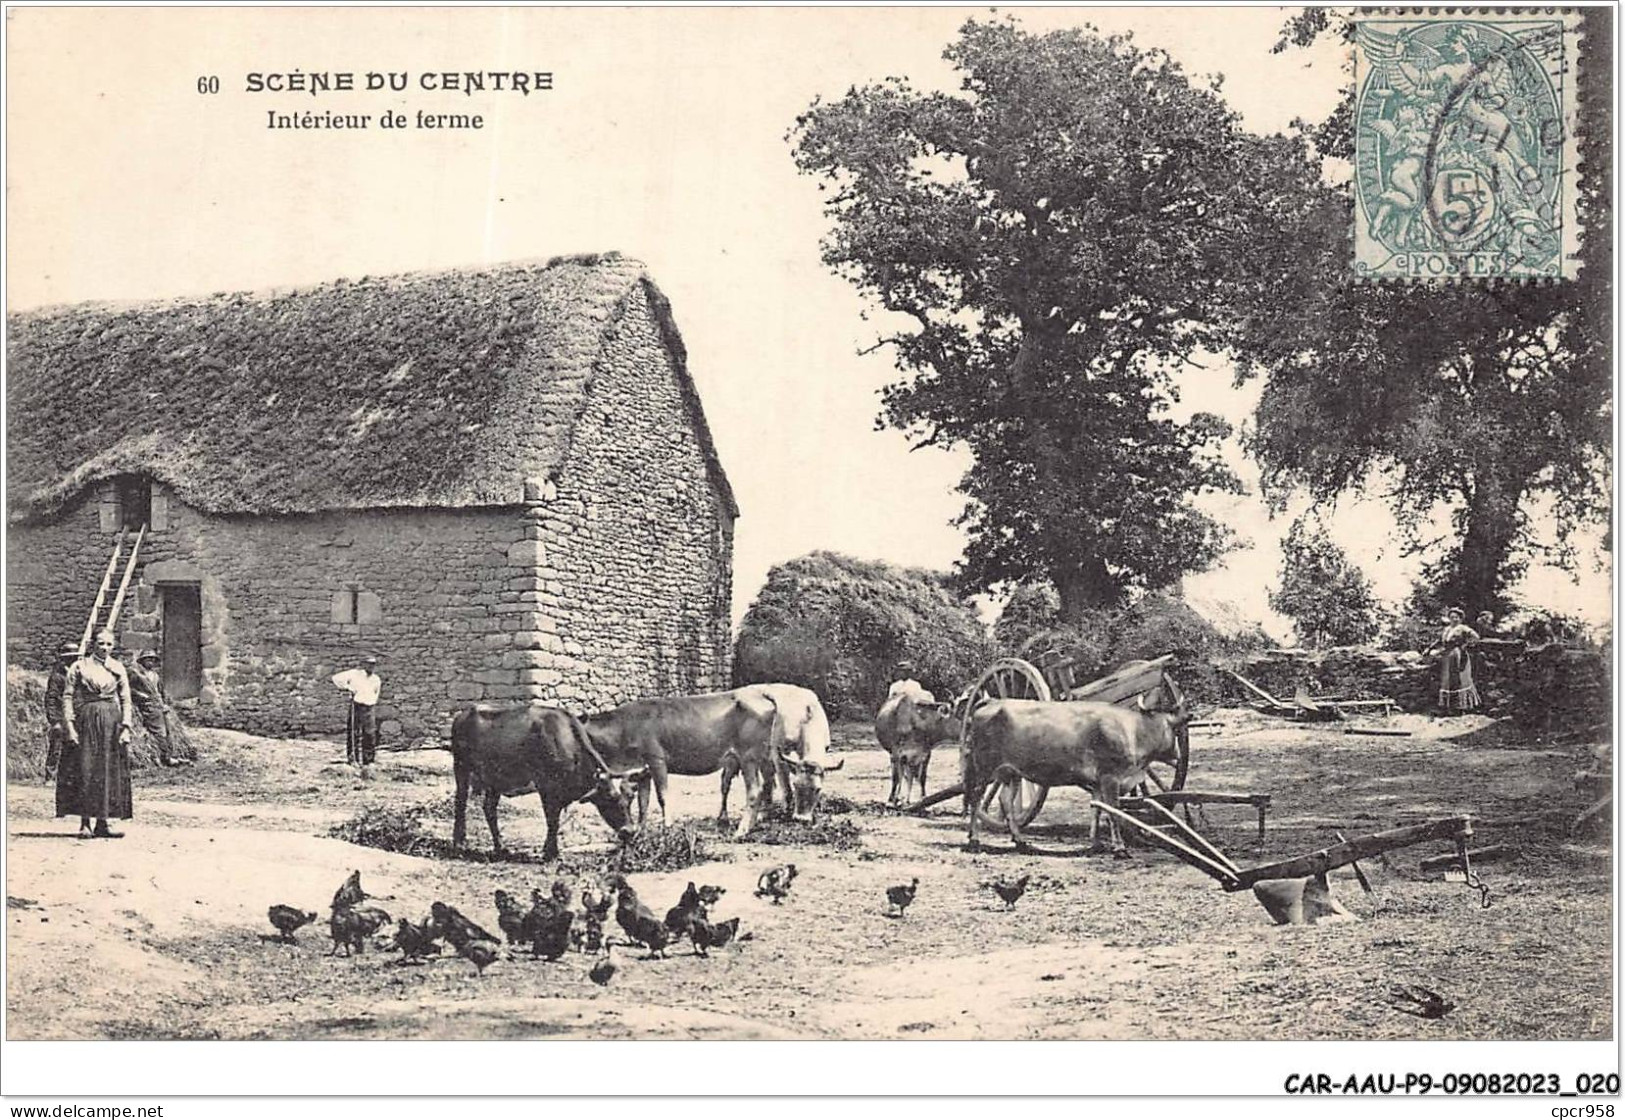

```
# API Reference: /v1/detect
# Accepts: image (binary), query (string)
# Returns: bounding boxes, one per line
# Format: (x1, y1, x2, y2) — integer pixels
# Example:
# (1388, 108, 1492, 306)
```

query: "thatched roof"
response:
(6, 254, 737, 521)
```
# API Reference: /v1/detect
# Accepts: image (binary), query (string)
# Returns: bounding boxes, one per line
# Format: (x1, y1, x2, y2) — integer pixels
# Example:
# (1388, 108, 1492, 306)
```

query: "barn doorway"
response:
(161, 583, 203, 699)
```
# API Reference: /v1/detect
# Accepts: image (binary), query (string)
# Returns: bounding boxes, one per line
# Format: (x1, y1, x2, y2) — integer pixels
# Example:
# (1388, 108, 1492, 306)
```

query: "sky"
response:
(6, 6, 1611, 638)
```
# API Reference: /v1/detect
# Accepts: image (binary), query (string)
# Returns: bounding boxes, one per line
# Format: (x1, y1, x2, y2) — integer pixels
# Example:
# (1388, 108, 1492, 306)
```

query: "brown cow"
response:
(962, 677, 1187, 855)
(581, 689, 780, 837)
(450, 704, 646, 862)
(875, 681, 961, 806)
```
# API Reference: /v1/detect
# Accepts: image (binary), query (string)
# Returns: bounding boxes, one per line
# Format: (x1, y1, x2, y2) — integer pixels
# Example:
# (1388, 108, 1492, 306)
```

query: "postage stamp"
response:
(1353, 11, 1582, 281)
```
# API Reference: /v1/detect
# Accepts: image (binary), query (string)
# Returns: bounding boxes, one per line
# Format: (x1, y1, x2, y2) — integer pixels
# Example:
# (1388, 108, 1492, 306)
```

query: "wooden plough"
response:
(1089, 803, 1490, 922)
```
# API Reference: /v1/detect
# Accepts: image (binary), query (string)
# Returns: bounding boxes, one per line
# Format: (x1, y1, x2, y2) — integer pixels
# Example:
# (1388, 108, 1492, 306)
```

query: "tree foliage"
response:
(1269, 516, 1384, 648)
(1244, 10, 1613, 615)
(790, 18, 1322, 617)
(732, 552, 994, 719)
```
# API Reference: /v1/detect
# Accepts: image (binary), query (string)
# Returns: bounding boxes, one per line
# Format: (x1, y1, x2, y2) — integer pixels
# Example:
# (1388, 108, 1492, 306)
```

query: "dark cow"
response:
(582, 690, 780, 837)
(962, 677, 1187, 855)
(875, 681, 962, 806)
(450, 704, 646, 862)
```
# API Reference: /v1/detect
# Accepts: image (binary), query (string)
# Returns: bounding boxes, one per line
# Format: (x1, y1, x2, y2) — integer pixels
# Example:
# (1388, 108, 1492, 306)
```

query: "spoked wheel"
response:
(962, 658, 1052, 830)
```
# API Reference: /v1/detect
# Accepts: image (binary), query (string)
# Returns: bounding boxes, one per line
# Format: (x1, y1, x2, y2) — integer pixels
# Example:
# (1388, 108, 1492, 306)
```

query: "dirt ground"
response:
(4, 708, 1612, 1040)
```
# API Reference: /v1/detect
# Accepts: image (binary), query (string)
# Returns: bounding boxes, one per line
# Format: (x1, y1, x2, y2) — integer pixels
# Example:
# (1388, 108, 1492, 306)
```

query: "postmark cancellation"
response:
(1353, 10, 1583, 281)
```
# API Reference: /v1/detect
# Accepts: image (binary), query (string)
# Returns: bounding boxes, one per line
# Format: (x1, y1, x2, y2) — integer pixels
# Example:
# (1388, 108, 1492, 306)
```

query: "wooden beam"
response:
(1418, 844, 1512, 873)
(1230, 817, 1474, 890)
(1345, 727, 1412, 737)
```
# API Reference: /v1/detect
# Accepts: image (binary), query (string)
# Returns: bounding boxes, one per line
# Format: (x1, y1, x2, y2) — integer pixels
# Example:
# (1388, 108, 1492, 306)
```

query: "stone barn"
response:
(6, 254, 738, 742)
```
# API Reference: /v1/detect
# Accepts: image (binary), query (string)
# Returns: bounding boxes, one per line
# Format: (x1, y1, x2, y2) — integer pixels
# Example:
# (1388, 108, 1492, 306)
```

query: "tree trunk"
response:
(1441, 467, 1529, 614)
(1054, 556, 1119, 622)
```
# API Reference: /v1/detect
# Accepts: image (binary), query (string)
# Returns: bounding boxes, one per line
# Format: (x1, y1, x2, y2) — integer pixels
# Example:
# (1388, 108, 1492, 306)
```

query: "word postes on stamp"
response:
(1353, 11, 1582, 281)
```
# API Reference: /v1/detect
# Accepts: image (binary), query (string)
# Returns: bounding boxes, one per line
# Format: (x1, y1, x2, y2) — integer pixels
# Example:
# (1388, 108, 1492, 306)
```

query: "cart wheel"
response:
(961, 658, 1052, 829)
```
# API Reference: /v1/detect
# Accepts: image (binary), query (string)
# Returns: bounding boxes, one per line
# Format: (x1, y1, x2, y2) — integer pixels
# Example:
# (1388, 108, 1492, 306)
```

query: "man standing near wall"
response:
(43, 641, 79, 782)
(332, 655, 383, 777)
(128, 651, 177, 766)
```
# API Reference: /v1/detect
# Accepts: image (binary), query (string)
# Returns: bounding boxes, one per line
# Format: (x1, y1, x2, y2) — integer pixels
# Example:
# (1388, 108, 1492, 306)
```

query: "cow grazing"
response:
(738, 683, 844, 822)
(875, 681, 962, 806)
(450, 704, 646, 862)
(962, 678, 1187, 855)
(581, 690, 780, 837)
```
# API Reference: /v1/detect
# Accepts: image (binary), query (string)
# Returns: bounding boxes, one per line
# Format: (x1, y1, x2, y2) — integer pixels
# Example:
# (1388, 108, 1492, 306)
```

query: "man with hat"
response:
(127, 650, 179, 766)
(42, 641, 80, 782)
(331, 655, 383, 775)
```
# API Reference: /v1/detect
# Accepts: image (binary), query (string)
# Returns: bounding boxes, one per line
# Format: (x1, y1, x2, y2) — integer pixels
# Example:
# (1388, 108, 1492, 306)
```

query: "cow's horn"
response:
(1136, 693, 1151, 712)
(822, 758, 845, 773)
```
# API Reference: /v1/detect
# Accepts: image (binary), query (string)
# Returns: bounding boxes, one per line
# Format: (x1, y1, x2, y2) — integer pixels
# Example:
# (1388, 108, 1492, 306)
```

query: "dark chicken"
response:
(267, 905, 317, 942)
(609, 875, 671, 958)
(690, 916, 741, 957)
(393, 917, 443, 964)
(989, 875, 1030, 911)
(430, 901, 501, 951)
(494, 889, 527, 945)
(886, 878, 919, 918)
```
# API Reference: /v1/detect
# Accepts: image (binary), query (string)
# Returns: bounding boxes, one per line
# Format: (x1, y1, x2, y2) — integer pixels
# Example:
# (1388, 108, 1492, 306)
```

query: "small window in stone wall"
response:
(101, 474, 165, 532)
(331, 587, 383, 624)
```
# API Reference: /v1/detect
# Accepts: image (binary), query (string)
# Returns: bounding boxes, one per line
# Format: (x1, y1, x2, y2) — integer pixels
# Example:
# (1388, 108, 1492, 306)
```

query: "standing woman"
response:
(58, 629, 135, 839)
(1433, 607, 1482, 714)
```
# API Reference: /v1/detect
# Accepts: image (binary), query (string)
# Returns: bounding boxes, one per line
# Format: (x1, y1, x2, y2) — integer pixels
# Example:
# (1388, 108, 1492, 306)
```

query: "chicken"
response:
(989, 874, 1031, 911)
(430, 901, 501, 952)
(267, 904, 317, 942)
(550, 879, 573, 907)
(579, 884, 613, 954)
(460, 939, 500, 976)
(331, 870, 370, 911)
(328, 908, 365, 956)
(1387, 983, 1455, 1019)
(393, 917, 443, 964)
(886, 878, 919, 917)
(494, 889, 527, 945)
(327, 903, 392, 956)
(609, 875, 671, 958)
(664, 881, 706, 938)
(522, 888, 574, 962)
(755, 863, 797, 904)
(589, 943, 619, 986)
(690, 916, 741, 957)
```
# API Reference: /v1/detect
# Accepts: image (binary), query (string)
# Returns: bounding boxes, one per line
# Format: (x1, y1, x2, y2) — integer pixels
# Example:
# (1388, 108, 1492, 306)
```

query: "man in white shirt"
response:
(332, 655, 382, 773)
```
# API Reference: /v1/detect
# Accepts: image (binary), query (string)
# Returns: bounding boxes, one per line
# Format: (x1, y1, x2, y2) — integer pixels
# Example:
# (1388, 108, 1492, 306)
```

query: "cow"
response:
(581, 689, 780, 837)
(962, 676, 1187, 855)
(875, 680, 962, 806)
(449, 704, 647, 863)
(736, 683, 843, 822)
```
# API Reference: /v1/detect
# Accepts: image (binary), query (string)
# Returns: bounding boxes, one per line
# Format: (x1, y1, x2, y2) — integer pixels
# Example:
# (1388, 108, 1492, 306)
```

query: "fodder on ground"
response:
(327, 800, 722, 873)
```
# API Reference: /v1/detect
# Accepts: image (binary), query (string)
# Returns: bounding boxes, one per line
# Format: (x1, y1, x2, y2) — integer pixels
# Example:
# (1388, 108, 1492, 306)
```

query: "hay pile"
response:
(6, 665, 168, 781)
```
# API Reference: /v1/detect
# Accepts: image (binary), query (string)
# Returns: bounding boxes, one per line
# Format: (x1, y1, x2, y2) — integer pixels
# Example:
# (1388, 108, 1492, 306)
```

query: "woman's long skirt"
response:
(55, 697, 133, 820)
(1438, 648, 1481, 713)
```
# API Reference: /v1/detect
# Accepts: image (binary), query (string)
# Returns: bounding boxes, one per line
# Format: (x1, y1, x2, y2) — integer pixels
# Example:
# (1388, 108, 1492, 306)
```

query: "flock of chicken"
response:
(267, 867, 1034, 982)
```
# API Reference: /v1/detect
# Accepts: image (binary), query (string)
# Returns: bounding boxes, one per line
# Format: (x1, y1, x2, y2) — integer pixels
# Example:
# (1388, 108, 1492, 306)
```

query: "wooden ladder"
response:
(79, 524, 146, 652)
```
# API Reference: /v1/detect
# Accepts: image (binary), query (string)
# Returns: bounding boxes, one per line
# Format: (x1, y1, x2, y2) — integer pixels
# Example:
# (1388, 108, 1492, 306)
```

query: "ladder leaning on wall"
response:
(78, 524, 147, 654)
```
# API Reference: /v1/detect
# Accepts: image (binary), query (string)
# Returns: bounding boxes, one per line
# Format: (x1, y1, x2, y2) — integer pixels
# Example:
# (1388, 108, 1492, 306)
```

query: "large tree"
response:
(1244, 11, 1613, 615)
(790, 18, 1320, 619)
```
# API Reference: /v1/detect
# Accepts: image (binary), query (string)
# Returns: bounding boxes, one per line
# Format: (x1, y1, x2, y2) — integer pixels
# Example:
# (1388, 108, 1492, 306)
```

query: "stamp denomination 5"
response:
(1352, 11, 1582, 281)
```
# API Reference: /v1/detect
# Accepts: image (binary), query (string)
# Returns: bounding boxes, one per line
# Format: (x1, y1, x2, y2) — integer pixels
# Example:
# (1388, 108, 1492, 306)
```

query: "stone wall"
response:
(8, 485, 527, 739)
(540, 282, 735, 710)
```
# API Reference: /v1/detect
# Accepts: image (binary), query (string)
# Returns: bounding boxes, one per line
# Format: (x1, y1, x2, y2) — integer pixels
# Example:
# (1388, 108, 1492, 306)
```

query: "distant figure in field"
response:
(1431, 607, 1481, 713)
(332, 655, 383, 775)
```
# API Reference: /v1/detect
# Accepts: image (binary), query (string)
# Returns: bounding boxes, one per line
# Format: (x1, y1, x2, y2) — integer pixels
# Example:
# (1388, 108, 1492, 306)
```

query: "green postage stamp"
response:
(1353, 10, 1582, 280)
